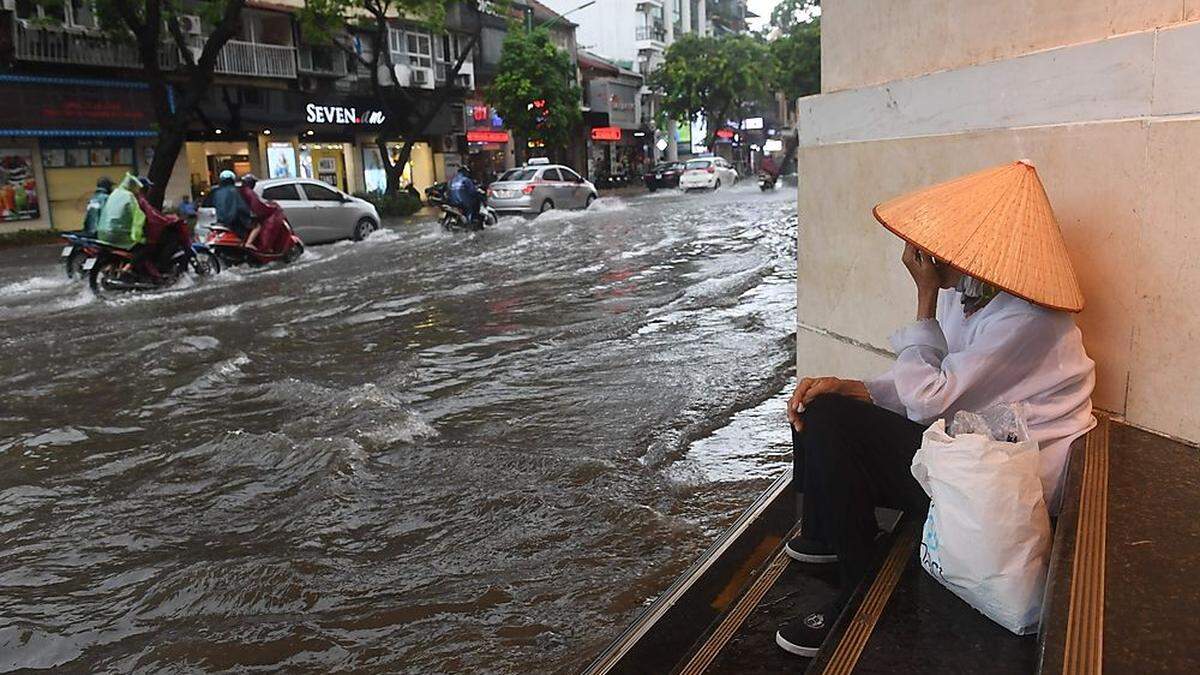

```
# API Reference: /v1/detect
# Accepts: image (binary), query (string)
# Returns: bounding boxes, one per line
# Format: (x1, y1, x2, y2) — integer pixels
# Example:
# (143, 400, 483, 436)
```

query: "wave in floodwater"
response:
(0, 187, 798, 674)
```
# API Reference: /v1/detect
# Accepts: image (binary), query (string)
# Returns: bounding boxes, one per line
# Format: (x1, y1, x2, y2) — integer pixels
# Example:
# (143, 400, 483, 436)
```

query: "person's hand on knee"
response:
(787, 377, 872, 432)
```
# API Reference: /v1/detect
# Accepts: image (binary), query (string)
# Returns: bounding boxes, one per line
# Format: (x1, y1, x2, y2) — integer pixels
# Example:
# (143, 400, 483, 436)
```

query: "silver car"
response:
(486, 160, 599, 214)
(197, 178, 380, 244)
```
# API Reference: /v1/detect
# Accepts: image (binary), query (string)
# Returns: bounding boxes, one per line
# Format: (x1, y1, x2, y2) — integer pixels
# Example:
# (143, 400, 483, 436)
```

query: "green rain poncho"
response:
(96, 173, 145, 250)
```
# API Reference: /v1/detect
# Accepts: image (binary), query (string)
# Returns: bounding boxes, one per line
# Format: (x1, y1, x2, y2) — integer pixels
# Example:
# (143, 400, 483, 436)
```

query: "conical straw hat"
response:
(872, 160, 1084, 312)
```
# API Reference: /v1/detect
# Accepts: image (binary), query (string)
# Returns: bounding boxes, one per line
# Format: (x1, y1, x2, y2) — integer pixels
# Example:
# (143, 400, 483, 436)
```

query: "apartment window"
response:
(406, 31, 433, 69)
(69, 1, 96, 28)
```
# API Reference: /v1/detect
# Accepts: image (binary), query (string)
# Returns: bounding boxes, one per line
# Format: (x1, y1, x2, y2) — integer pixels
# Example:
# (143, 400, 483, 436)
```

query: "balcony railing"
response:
(298, 45, 348, 77)
(635, 25, 666, 42)
(12, 22, 176, 70)
(209, 40, 297, 79)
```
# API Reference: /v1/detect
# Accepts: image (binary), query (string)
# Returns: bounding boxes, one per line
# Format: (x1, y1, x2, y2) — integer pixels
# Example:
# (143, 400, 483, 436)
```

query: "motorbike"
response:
(60, 231, 103, 280)
(204, 218, 304, 268)
(426, 183, 497, 232)
(86, 217, 219, 298)
(758, 171, 778, 191)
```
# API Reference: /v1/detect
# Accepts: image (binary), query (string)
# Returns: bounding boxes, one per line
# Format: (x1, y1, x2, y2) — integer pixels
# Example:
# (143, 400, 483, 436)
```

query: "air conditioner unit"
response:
(178, 14, 202, 35)
(382, 63, 410, 87)
(410, 67, 434, 88)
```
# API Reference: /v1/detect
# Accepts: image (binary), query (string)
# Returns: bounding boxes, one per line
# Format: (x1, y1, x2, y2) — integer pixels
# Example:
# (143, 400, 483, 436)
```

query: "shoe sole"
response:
(775, 630, 820, 658)
(783, 543, 838, 564)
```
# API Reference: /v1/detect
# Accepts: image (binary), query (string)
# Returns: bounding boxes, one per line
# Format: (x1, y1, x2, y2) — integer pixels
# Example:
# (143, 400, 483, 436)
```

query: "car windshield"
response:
(499, 169, 538, 182)
(685, 160, 712, 170)
(652, 164, 675, 172)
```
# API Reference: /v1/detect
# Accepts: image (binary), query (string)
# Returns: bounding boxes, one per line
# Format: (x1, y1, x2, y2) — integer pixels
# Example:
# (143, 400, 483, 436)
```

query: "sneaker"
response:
(784, 536, 838, 563)
(775, 602, 841, 657)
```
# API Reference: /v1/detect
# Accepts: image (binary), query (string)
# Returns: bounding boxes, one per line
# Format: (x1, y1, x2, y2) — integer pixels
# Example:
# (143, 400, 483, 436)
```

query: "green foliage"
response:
(298, 0, 447, 47)
(486, 27, 582, 153)
(648, 34, 770, 144)
(769, 0, 820, 34)
(768, 17, 820, 101)
(353, 190, 423, 217)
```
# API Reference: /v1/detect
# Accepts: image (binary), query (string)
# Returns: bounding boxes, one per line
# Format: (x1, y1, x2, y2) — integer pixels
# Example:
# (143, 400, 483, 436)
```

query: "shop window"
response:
(262, 183, 301, 201)
(302, 183, 343, 202)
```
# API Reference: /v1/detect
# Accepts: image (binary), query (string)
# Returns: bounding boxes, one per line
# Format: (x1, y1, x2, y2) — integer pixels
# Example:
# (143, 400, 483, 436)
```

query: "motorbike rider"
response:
(133, 177, 187, 277)
(761, 155, 779, 179)
(212, 169, 252, 240)
(447, 166, 481, 224)
(81, 176, 113, 237)
(96, 172, 146, 254)
(238, 174, 288, 254)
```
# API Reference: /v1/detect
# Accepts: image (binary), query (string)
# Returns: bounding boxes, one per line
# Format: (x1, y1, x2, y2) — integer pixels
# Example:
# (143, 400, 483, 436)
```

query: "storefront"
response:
(0, 74, 160, 231)
(464, 102, 513, 184)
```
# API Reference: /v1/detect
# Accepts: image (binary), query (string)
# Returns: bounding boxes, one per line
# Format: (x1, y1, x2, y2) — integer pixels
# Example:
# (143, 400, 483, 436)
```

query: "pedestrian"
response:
(774, 161, 1096, 658)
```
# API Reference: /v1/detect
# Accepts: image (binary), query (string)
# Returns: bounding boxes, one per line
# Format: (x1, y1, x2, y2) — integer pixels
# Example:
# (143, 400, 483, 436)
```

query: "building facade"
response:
(796, 0, 1200, 445)
(0, 0, 493, 232)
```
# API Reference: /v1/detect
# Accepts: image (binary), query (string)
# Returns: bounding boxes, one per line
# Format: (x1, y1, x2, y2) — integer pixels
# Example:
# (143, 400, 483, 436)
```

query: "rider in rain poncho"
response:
(96, 173, 145, 250)
(81, 176, 113, 237)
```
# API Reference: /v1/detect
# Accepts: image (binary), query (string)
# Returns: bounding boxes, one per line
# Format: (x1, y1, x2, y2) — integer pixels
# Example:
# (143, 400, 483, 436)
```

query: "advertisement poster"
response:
(267, 142, 297, 178)
(0, 151, 40, 222)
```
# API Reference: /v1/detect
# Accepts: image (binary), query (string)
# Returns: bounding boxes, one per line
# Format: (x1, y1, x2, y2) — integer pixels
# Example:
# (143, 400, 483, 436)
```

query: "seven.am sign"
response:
(590, 126, 622, 141)
(305, 103, 385, 125)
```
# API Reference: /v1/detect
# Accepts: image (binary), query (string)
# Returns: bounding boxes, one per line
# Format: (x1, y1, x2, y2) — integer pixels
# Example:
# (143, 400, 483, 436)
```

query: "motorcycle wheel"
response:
(284, 241, 305, 263)
(88, 256, 125, 299)
(192, 250, 220, 276)
(64, 248, 87, 280)
(440, 214, 456, 231)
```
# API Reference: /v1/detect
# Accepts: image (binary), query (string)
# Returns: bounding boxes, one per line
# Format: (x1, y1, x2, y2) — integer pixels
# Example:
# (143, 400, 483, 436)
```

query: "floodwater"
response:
(0, 185, 797, 673)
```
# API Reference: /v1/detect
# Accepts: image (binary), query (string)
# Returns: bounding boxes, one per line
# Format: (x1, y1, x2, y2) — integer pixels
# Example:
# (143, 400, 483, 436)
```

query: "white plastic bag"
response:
(910, 419, 1052, 635)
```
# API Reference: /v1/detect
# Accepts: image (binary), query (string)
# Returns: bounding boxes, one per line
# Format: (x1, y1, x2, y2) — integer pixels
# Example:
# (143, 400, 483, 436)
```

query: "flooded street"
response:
(0, 186, 796, 673)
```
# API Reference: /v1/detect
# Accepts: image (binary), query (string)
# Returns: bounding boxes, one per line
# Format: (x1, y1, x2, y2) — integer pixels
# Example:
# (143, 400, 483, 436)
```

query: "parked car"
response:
(679, 157, 739, 191)
(643, 162, 685, 191)
(197, 178, 380, 244)
(486, 159, 599, 214)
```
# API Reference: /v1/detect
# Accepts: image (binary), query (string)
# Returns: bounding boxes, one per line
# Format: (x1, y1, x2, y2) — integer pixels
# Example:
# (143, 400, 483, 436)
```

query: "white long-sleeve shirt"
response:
(865, 289, 1096, 512)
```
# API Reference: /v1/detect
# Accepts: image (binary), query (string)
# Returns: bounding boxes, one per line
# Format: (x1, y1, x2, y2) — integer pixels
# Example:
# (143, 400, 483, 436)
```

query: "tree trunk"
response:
(514, 133, 527, 166)
(145, 124, 187, 206)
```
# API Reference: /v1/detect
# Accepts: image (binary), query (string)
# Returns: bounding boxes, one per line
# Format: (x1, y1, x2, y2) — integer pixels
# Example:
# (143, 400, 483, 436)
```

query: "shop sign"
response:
(0, 150, 40, 222)
(591, 127, 622, 142)
(742, 117, 764, 130)
(467, 130, 510, 143)
(763, 138, 784, 152)
(0, 80, 152, 131)
(305, 103, 386, 126)
(716, 128, 736, 140)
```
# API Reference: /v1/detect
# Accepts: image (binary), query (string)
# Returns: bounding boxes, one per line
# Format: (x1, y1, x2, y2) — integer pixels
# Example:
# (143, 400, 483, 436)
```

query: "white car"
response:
(197, 178, 380, 244)
(487, 158, 599, 214)
(679, 157, 739, 191)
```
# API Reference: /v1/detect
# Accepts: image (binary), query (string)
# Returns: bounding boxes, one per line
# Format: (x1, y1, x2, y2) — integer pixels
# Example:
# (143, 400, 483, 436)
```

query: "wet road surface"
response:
(0, 185, 796, 673)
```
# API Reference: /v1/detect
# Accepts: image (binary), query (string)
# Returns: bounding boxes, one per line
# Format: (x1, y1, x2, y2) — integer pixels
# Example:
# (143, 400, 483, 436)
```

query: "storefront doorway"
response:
(299, 143, 347, 192)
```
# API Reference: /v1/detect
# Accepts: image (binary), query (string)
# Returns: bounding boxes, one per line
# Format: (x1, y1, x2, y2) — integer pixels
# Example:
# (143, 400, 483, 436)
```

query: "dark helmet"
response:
(96, 176, 114, 192)
(241, 173, 258, 189)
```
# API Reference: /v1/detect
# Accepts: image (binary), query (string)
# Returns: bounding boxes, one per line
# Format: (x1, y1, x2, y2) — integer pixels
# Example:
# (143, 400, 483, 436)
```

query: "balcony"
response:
(636, 0, 664, 11)
(208, 40, 297, 79)
(635, 24, 666, 53)
(12, 21, 176, 70)
(298, 45, 348, 78)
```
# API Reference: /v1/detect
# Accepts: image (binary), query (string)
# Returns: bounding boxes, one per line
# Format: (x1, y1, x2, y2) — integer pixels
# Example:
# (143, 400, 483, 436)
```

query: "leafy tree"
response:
(768, 0, 820, 34)
(300, 1, 483, 195)
(648, 34, 769, 147)
(485, 27, 581, 165)
(30, 1, 249, 206)
(768, 17, 820, 102)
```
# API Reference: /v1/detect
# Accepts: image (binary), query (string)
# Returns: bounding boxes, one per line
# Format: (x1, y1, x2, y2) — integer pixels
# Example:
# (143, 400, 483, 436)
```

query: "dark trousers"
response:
(793, 394, 929, 591)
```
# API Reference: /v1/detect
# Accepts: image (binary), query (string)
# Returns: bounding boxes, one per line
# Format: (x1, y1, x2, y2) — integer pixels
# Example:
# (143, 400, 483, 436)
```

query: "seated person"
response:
(238, 174, 287, 253)
(96, 173, 146, 252)
(211, 169, 252, 239)
(177, 193, 198, 225)
(774, 161, 1096, 658)
(134, 177, 185, 277)
(81, 176, 113, 237)
(447, 167, 480, 223)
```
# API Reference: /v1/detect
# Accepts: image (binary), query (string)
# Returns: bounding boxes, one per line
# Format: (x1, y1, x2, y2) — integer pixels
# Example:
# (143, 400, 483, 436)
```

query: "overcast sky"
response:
(746, 0, 781, 31)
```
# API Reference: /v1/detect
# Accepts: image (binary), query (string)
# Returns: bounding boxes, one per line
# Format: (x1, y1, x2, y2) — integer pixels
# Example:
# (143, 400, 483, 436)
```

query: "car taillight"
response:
(522, 184, 536, 195)
(706, 166, 715, 174)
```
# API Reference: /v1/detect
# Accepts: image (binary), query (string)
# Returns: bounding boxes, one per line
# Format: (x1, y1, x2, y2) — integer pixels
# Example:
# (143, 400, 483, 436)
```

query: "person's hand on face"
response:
(786, 377, 871, 432)
(901, 242, 943, 294)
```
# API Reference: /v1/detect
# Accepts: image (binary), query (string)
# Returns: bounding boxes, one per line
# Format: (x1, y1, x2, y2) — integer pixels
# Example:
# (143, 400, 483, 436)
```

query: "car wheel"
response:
(540, 199, 555, 213)
(353, 217, 377, 241)
(585, 194, 596, 208)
